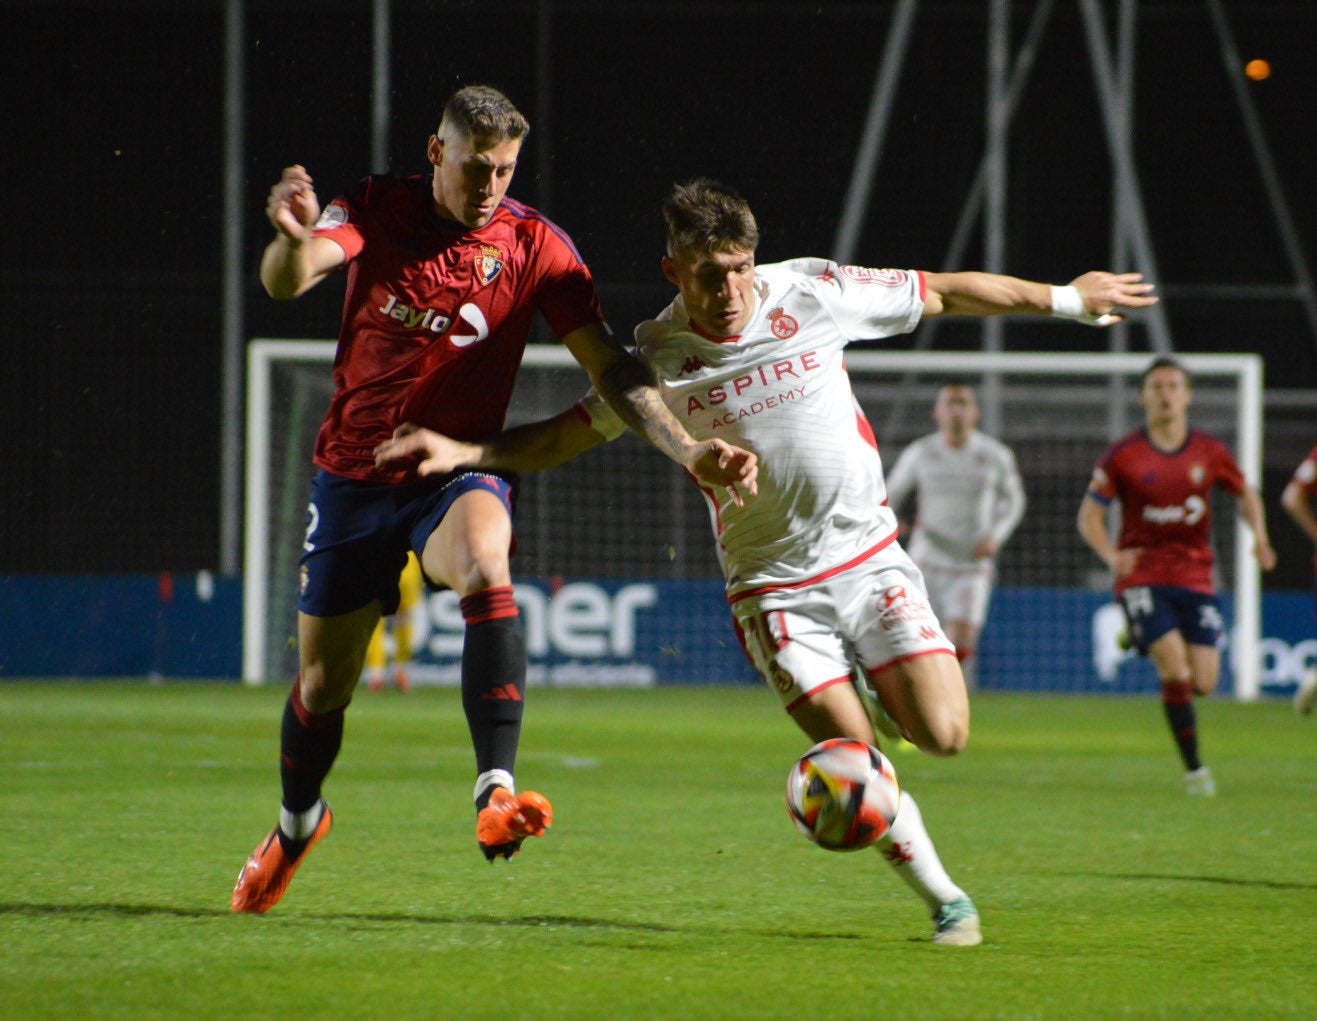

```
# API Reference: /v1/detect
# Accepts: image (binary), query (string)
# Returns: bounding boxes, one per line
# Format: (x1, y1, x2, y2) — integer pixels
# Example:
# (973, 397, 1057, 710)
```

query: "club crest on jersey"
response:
(474, 245, 504, 286)
(1189, 463, 1205, 486)
(766, 306, 799, 339)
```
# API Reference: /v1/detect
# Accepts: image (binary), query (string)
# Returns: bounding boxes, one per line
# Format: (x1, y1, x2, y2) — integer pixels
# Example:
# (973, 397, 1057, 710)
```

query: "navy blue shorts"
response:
(1118, 585, 1225, 654)
(297, 469, 515, 618)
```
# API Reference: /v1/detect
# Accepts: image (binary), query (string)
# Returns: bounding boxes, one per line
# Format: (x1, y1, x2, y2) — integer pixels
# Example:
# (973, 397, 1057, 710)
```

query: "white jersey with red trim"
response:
(885, 430, 1026, 567)
(584, 258, 925, 597)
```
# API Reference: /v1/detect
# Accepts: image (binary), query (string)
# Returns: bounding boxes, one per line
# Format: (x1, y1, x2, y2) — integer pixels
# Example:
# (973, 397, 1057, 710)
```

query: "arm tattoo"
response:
(597, 355, 691, 463)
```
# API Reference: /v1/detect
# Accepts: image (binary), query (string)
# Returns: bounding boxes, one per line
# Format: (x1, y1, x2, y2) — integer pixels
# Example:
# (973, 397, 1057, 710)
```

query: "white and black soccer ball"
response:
(785, 738, 901, 852)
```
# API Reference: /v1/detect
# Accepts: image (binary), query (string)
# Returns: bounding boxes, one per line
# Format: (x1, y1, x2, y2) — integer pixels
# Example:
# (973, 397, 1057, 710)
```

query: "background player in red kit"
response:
(1077, 357, 1275, 796)
(231, 85, 757, 913)
(1281, 445, 1317, 714)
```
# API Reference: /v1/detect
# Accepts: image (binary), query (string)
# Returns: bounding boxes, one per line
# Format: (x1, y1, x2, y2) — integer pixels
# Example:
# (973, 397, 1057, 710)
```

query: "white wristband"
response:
(1050, 284, 1117, 326)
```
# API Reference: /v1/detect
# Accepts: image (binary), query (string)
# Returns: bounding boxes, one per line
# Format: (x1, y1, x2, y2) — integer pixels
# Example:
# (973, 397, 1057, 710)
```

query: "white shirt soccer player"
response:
(885, 385, 1026, 684)
(376, 178, 1158, 946)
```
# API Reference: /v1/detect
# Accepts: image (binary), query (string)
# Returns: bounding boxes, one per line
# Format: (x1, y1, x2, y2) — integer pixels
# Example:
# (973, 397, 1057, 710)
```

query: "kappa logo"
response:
(481, 683, 523, 702)
(679, 356, 706, 375)
(474, 244, 504, 286)
(766, 306, 799, 339)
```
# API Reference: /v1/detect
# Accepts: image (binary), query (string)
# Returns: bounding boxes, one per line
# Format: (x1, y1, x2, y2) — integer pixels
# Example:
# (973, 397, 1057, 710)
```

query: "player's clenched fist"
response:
(266, 165, 321, 241)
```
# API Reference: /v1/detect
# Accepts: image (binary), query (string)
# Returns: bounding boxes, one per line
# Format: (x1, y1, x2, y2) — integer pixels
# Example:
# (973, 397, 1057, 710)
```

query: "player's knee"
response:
(916, 712, 969, 757)
(297, 663, 356, 712)
(1191, 672, 1218, 697)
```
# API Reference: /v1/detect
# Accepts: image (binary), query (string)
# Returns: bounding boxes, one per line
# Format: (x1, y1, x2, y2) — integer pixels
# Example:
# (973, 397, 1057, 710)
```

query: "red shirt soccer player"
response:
(231, 86, 756, 915)
(1078, 357, 1275, 797)
(1281, 445, 1317, 714)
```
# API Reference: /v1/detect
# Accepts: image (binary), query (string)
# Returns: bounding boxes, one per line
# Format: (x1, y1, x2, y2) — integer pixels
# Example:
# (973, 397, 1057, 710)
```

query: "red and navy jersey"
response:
(1087, 429, 1244, 594)
(309, 174, 605, 481)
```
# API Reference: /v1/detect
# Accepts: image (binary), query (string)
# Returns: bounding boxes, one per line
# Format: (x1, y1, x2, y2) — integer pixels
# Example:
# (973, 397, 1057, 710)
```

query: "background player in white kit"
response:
(376, 178, 1157, 945)
(885, 384, 1026, 687)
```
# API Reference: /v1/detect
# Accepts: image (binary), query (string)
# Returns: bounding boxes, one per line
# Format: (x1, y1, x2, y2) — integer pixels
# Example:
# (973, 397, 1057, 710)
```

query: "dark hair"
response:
(1141, 355, 1190, 386)
(662, 178, 760, 256)
(439, 85, 529, 142)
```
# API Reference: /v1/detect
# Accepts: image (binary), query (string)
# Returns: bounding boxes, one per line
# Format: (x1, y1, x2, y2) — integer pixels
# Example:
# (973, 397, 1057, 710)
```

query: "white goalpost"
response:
(243, 340, 1264, 699)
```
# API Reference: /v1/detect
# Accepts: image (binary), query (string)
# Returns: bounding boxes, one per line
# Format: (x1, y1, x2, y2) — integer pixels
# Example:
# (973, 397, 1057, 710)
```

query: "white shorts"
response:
(731, 544, 955, 711)
(918, 559, 995, 629)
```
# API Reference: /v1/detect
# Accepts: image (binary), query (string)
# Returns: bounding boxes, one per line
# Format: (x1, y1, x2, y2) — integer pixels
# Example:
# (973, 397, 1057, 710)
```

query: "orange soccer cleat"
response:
(476, 788, 552, 862)
(231, 803, 333, 914)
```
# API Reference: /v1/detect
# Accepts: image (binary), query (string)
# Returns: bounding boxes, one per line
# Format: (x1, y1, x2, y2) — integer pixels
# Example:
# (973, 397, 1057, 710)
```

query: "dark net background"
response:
(4, 0, 1315, 587)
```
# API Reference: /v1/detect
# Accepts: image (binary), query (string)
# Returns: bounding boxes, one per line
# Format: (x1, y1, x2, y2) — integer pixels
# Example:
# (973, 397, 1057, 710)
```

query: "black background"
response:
(3, 1, 1314, 582)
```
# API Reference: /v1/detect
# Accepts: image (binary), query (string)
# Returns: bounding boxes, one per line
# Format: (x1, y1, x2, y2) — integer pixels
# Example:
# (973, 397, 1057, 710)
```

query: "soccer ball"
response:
(785, 738, 901, 852)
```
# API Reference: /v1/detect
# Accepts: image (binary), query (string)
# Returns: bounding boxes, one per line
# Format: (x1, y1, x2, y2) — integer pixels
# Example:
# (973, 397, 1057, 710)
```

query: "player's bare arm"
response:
(259, 165, 346, 300)
(1237, 487, 1277, 571)
(373, 411, 606, 477)
(1077, 495, 1140, 577)
(1282, 479, 1317, 546)
(560, 323, 759, 504)
(921, 270, 1157, 324)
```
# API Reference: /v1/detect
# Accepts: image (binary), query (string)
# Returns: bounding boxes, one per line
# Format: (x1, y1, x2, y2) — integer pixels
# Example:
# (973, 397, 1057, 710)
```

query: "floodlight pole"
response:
(371, 0, 392, 174)
(219, 0, 245, 577)
(831, 0, 918, 264)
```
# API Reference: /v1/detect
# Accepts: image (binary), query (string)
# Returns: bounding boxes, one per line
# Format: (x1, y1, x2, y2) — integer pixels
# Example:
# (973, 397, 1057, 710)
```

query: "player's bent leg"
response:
(423, 488, 550, 861)
(876, 790, 981, 946)
(1147, 630, 1212, 791)
(231, 605, 378, 914)
(868, 652, 969, 757)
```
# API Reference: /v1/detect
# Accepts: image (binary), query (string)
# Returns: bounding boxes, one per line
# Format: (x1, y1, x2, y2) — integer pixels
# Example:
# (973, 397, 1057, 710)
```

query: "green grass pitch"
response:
(2, 681, 1315, 1019)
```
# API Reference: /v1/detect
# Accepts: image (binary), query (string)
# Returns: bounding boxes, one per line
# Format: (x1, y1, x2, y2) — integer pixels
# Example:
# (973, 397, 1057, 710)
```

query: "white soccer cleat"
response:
(932, 896, 982, 946)
(1184, 766, 1216, 797)
(1294, 666, 1317, 716)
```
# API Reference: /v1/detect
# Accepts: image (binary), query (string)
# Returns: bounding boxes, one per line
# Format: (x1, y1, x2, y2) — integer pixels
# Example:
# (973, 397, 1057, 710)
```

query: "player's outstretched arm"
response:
(259, 165, 346, 300)
(560, 324, 758, 506)
(921, 270, 1157, 325)
(1237, 486, 1278, 571)
(373, 409, 607, 477)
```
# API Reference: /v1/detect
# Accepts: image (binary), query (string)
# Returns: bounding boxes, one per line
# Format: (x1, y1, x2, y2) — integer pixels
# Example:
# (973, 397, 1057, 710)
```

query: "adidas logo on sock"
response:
(481, 683, 523, 702)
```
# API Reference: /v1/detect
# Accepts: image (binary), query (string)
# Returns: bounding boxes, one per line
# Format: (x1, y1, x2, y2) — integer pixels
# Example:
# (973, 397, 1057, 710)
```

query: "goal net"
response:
(244, 342, 1263, 699)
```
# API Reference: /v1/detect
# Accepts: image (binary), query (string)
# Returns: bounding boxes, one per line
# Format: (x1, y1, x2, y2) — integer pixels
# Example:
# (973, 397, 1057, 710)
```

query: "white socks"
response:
(474, 768, 515, 804)
(280, 799, 325, 842)
(875, 790, 967, 910)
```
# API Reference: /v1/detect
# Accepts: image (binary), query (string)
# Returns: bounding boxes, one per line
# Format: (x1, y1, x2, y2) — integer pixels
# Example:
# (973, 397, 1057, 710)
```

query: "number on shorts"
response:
(1122, 586, 1153, 619)
(303, 501, 319, 552)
